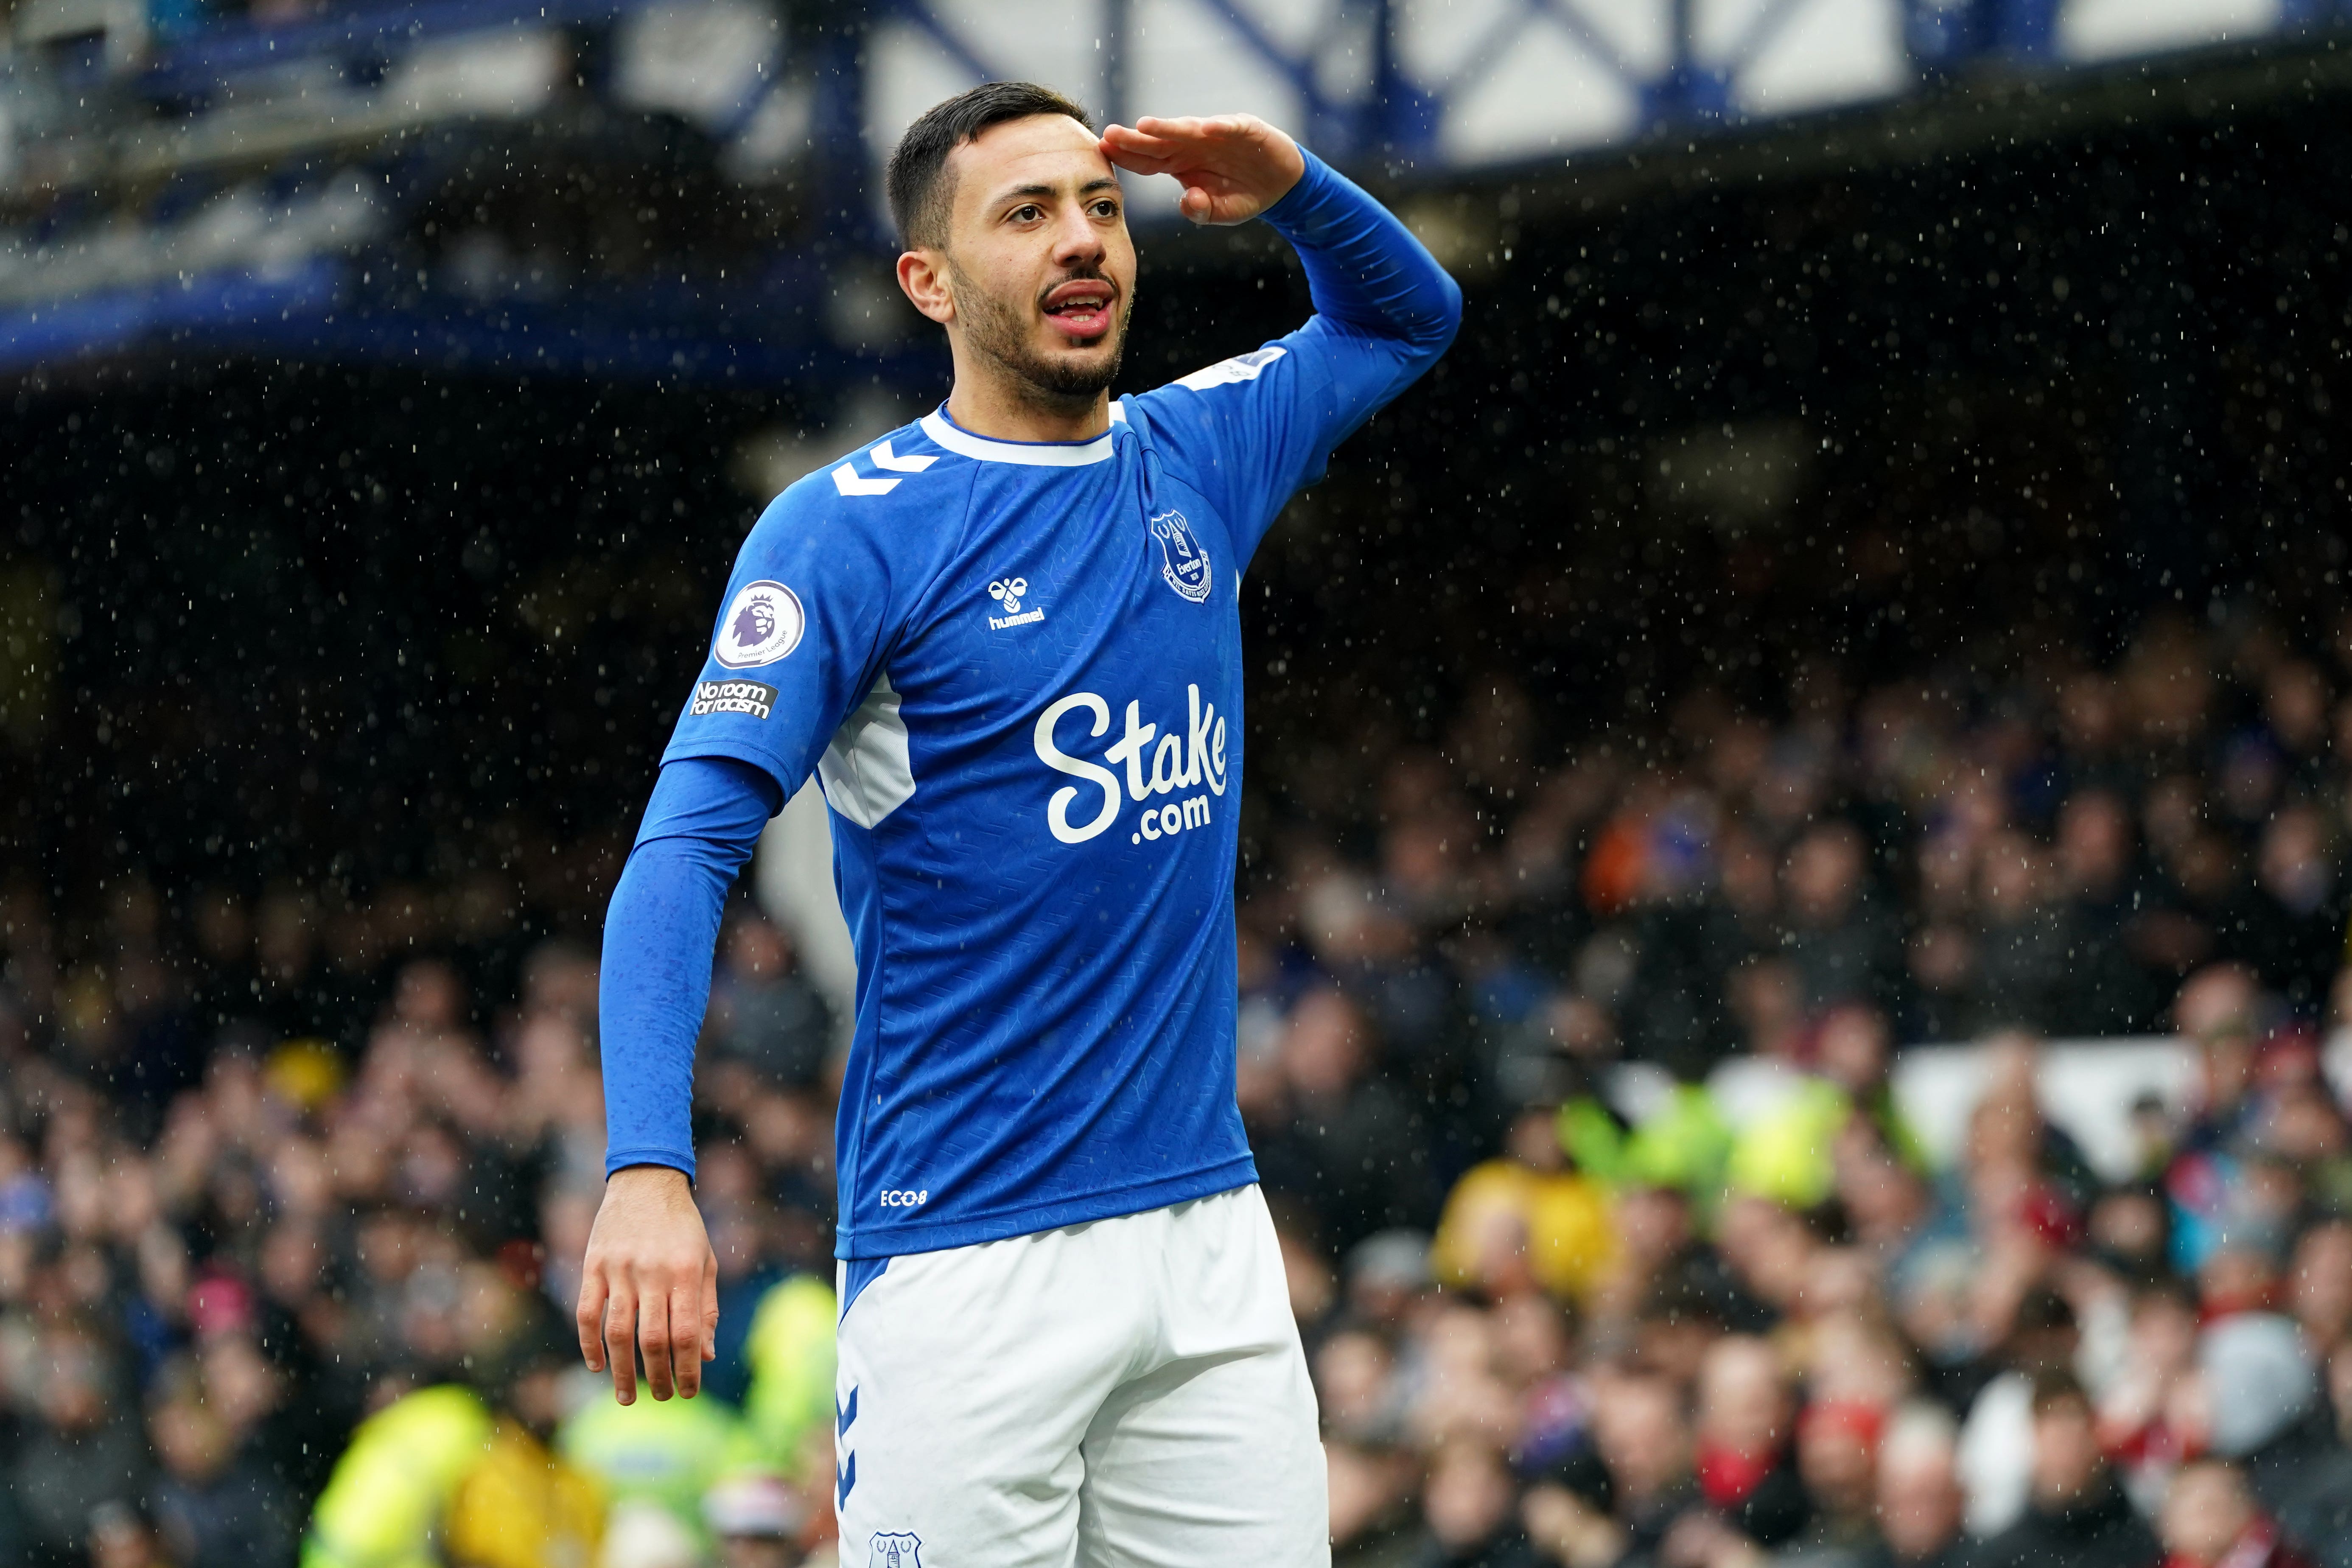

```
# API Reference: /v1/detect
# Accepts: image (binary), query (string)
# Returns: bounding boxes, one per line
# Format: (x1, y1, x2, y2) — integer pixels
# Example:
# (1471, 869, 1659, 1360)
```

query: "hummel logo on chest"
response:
(987, 577, 1044, 630)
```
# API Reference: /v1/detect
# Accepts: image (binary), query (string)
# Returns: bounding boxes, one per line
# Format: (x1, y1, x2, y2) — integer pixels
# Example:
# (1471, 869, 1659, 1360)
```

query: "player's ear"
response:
(896, 249, 956, 327)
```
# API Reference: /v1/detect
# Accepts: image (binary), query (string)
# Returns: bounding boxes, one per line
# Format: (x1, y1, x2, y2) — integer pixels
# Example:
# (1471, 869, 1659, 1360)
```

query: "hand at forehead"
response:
(1098, 115, 1305, 225)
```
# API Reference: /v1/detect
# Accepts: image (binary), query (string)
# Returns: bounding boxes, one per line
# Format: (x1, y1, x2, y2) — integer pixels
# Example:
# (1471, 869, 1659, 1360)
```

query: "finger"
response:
(575, 1267, 608, 1372)
(1100, 122, 1179, 153)
(1179, 185, 1214, 222)
(1141, 112, 1253, 145)
(1101, 142, 1181, 178)
(639, 1285, 676, 1401)
(1121, 117, 1220, 160)
(1098, 128, 1184, 173)
(702, 1253, 722, 1364)
(1129, 115, 1204, 140)
(669, 1282, 702, 1397)
(603, 1281, 640, 1405)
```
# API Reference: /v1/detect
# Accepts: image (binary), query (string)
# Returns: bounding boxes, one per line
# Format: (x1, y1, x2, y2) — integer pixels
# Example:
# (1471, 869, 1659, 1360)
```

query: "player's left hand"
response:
(577, 1164, 720, 1404)
(1099, 115, 1307, 225)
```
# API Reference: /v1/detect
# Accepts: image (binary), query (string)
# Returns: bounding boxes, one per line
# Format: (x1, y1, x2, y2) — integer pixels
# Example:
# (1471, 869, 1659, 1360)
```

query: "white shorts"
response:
(833, 1184, 1328, 1568)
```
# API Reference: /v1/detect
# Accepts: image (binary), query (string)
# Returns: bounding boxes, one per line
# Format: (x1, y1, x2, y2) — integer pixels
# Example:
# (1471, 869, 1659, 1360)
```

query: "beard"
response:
(946, 254, 1131, 405)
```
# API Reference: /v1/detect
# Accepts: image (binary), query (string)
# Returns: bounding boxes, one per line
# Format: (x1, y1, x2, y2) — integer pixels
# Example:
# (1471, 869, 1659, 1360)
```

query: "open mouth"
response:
(1042, 278, 1116, 339)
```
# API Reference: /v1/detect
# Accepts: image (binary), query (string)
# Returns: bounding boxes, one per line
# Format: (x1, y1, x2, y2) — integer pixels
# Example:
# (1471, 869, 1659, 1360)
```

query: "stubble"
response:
(946, 253, 1133, 409)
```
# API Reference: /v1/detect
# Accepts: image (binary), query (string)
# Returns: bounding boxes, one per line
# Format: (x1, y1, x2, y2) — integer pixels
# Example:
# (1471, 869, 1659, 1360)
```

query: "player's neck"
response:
(944, 367, 1111, 445)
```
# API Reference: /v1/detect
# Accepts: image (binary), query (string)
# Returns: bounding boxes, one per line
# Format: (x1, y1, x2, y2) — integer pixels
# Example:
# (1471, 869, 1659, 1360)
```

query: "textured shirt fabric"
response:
(600, 148, 1460, 1260)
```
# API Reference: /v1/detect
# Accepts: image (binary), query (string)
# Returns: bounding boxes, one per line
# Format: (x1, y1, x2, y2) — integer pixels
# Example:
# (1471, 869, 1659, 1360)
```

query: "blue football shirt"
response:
(612, 150, 1459, 1259)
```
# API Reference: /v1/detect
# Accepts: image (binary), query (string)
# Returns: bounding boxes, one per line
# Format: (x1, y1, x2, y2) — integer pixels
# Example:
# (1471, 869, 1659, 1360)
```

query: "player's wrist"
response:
(607, 1161, 693, 1197)
(1263, 130, 1307, 204)
(1257, 144, 1326, 228)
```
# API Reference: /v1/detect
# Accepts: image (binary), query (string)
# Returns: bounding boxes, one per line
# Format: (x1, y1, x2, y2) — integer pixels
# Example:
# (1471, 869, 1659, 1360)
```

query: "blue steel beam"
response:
(1904, 0, 2063, 73)
(810, 11, 880, 250)
(1364, 0, 1440, 161)
(883, 0, 998, 88)
(0, 255, 952, 388)
(140, 0, 652, 96)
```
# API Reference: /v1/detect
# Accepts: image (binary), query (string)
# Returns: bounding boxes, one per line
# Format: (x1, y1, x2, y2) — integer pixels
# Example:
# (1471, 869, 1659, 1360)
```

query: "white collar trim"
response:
(918, 402, 1125, 467)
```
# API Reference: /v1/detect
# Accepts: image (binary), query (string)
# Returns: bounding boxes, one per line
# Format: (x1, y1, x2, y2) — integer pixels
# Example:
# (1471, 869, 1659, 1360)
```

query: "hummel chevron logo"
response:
(837, 1386, 858, 1436)
(831, 440, 938, 497)
(869, 441, 935, 473)
(836, 1450, 857, 1507)
(831, 464, 898, 497)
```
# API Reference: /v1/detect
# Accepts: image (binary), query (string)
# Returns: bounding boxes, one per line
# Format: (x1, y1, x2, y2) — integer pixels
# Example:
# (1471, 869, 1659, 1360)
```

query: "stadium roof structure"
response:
(0, 0, 2346, 386)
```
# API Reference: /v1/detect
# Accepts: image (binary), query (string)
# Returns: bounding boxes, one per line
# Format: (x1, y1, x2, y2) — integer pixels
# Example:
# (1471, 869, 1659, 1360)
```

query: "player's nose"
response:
(1049, 202, 1106, 268)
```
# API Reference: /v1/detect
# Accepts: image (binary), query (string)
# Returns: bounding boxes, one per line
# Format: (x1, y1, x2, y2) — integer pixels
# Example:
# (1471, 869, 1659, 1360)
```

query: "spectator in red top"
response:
(1785, 1397, 1883, 1557)
(2159, 1458, 2319, 1568)
(1691, 1336, 1811, 1550)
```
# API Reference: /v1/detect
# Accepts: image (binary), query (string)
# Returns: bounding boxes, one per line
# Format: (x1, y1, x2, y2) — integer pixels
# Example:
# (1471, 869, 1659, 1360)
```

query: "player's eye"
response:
(1090, 199, 1120, 219)
(1009, 204, 1043, 224)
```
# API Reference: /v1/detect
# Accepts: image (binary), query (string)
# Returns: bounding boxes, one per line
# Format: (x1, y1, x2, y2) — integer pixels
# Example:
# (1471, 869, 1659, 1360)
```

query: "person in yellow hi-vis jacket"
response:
(559, 1369, 743, 1546)
(555, 1268, 838, 1547)
(737, 1273, 835, 1473)
(304, 1316, 603, 1568)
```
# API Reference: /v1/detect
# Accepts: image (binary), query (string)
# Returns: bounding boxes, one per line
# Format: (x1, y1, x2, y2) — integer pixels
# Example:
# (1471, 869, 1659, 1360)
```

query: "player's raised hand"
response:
(1099, 115, 1308, 226)
(577, 1164, 720, 1403)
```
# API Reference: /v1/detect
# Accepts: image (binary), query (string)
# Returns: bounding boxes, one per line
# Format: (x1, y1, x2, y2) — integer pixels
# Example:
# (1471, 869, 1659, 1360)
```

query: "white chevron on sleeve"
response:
(869, 440, 936, 473)
(831, 464, 900, 497)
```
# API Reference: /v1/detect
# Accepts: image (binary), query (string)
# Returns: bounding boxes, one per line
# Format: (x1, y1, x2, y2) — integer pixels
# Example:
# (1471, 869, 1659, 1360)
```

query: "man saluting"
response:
(580, 83, 1460, 1565)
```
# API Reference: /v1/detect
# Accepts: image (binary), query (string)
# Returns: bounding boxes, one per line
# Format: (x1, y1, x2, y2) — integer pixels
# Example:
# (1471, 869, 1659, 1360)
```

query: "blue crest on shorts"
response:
(868, 1534, 923, 1568)
(1148, 510, 1212, 604)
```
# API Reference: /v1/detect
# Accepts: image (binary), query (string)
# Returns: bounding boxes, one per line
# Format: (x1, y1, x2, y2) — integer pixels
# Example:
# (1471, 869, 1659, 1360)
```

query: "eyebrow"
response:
(997, 176, 1122, 207)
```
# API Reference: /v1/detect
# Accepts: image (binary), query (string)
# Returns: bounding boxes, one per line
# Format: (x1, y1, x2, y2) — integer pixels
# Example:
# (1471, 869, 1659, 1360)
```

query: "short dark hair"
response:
(886, 81, 1094, 249)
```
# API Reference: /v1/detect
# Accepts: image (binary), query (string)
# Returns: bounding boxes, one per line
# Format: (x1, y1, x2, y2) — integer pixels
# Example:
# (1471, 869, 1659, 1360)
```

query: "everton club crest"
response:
(1148, 510, 1212, 604)
(868, 1534, 923, 1568)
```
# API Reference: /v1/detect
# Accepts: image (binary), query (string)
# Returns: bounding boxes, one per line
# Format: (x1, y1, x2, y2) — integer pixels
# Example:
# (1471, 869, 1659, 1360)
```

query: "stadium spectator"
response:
(1976, 1372, 2160, 1568)
(1785, 1397, 1882, 1561)
(701, 1471, 810, 1568)
(2158, 1458, 2318, 1568)
(2195, 1314, 2352, 1568)
(2054, 789, 2167, 1036)
(1690, 1335, 1810, 1550)
(1429, 1103, 1614, 1303)
(1414, 1439, 1541, 1568)
(85, 1501, 169, 1568)
(13, 1326, 153, 1567)
(1780, 822, 1902, 1018)
(1863, 1406, 1970, 1568)
(706, 913, 832, 1092)
(148, 1371, 297, 1568)
(1258, 986, 1440, 1249)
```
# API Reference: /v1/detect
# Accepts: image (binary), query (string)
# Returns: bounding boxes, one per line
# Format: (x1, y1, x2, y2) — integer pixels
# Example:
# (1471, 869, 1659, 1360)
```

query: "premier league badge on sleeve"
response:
(1148, 511, 1212, 604)
(714, 580, 806, 667)
(867, 1534, 923, 1568)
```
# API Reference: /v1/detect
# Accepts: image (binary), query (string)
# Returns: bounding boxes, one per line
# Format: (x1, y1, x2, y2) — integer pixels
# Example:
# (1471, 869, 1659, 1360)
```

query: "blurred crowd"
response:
(1244, 607, 2352, 1089)
(0, 870, 843, 1568)
(0, 607, 2347, 1567)
(1286, 965, 2352, 1568)
(1230, 608, 2352, 1567)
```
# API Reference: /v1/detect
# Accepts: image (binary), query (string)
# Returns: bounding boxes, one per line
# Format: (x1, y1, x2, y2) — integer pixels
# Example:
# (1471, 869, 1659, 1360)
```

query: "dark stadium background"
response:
(6, 53, 2347, 916)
